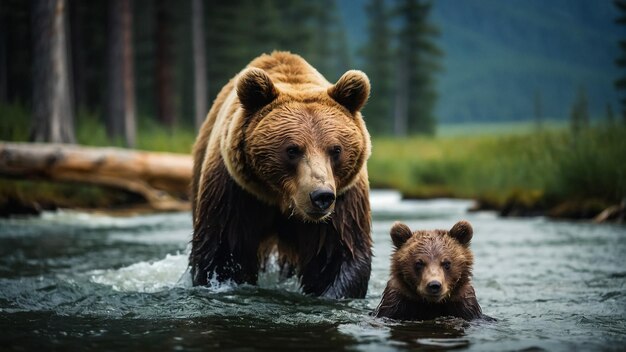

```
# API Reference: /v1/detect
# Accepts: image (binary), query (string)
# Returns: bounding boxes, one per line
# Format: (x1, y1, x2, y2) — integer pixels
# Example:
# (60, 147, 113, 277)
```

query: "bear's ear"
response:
(449, 220, 473, 246)
(390, 222, 413, 249)
(236, 68, 279, 112)
(327, 70, 370, 114)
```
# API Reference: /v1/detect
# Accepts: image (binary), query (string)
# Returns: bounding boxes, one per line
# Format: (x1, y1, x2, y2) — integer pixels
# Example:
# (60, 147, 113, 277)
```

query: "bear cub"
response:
(374, 220, 485, 321)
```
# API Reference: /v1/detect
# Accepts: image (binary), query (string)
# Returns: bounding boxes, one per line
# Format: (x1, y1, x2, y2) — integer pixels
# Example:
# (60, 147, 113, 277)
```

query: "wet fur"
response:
(190, 52, 372, 298)
(374, 221, 484, 320)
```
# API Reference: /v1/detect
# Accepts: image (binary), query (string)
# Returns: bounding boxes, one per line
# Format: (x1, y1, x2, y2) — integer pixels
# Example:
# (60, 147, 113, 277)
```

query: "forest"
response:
(1, 0, 625, 221)
(0, 0, 440, 145)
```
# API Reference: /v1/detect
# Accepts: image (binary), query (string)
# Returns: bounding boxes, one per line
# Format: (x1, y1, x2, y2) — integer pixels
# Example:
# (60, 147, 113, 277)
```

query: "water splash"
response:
(89, 249, 302, 295)
(90, 252, 190, 293)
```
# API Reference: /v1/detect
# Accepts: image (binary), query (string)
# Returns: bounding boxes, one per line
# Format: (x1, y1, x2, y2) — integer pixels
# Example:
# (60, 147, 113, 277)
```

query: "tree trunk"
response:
(155, 0, 176, 128)
(106, 0, 136, 147)
(69, 0, 85, 111)
(0, 142, 191, 211)
(191, 0, 207, 130)
(31, 0, 76, 143)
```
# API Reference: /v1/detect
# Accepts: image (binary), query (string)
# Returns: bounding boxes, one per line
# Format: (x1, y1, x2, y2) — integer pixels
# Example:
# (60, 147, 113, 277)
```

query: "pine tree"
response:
(205, 1, 252, 100)
(394, 0, 442, 136)
(191, 0, 207, 130)
(606, 102, 615, 126)
(31, 0, 76, 143)
(533, 90, 543, 131)
(251, 0, 282, 55)
(106, 0, 136, 147)
(361, 0, 394, 135)
(308, 0, 336, 78)
(154, 0, 177, 128)
(570, 87, 589, 134)
(275, 0, 315, 56)
(614, 0, 626, 124)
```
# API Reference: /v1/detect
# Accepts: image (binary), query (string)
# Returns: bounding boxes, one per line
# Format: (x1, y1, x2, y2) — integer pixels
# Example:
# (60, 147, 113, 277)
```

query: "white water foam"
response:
(90, 252, 191, 293)
(89, 251, 301, 294)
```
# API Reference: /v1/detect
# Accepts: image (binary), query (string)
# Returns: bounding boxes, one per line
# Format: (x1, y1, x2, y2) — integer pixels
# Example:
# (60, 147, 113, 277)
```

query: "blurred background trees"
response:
(1, 0, 624, 217)
(0, 0, 624, 146)
(614, 0, 626, 123)
(30, 0, 75, 143)
(0, 0, 444, 145)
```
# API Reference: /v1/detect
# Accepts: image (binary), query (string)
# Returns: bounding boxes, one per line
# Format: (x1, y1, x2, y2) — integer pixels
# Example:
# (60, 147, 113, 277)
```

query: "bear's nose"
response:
(309, 189, 336, 211)
(426, 280, 442, 294)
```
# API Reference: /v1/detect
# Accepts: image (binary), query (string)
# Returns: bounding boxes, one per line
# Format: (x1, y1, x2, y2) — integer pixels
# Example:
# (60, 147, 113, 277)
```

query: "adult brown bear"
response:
(190, 52, 372, 299)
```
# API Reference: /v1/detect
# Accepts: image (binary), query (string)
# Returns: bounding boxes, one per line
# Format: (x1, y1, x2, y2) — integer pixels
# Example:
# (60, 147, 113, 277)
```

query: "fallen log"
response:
(0, 142, 193, 211)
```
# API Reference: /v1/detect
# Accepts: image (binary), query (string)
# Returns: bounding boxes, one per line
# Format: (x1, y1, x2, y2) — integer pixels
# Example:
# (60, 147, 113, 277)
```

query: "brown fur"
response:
(190, 52, 372, 298)
(374, 221, 484, 320)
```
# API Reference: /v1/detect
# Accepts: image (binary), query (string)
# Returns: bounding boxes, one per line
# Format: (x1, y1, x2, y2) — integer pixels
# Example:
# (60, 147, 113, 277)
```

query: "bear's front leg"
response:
(190, 162, 275, 286)
(294, 183, 373, 299)
(300, 244, 372, 299)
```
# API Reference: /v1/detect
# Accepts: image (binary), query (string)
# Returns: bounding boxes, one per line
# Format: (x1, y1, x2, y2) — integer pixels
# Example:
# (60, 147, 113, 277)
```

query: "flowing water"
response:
(1, 190, 624, 351)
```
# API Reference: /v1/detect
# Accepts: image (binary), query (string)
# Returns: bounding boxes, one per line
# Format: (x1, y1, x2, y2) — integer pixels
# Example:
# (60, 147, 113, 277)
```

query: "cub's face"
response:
(246, 103, 366, 221)
(235, 68, 370, 222)
(389, 221, 474, 303)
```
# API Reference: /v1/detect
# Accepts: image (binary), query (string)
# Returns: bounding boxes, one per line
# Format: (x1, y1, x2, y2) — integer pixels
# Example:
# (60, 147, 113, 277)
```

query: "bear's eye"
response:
(286, 146, 302, 160)
(415, 260, 425, 271)
(329, 145, 342, 160)
(442, 260, 451, 271)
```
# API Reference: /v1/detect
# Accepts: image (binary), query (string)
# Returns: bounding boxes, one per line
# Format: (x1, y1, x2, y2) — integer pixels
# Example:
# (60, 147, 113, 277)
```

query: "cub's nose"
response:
(309, 189, 336, 211)
(426, 280, 442, 294)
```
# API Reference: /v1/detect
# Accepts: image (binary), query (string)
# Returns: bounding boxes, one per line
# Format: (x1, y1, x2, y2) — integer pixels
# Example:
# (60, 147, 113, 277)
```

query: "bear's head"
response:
(388, 221, 474, 303)
(222, 66, 371, 222)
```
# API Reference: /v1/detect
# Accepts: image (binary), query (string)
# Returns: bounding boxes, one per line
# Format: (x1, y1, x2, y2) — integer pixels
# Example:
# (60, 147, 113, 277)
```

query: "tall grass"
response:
(369, 126, 626, 208)
(3, 103, 624, 211)
(0, 105, 197, 210)
(0, 103, 197, 153)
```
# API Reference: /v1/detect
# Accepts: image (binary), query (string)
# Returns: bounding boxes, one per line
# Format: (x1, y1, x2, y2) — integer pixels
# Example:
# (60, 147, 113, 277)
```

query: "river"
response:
(1, 190, 624, 351)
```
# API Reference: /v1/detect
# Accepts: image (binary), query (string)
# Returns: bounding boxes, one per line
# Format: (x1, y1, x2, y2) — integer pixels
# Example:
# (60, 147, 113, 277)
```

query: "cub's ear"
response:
(390, 222, 413, 249)
(449, 220, 473, 246)
(327, 70, 370, 113)
(236, 68, 279, 112)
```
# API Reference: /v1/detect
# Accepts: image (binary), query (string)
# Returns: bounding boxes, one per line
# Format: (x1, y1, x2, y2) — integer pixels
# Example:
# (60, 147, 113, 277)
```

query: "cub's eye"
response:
(330, 146, 342, 161)
(415, 260, 425, 271)
(442, 260, 451, 271)
(286, 146, 302, 160)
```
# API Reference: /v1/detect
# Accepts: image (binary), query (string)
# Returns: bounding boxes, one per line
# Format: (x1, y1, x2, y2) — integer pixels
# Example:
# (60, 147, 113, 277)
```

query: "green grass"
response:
(0, 104, 197, 154)
(2, 102, 624, 217)
(0, 104, 197, 212)
(369, 125, 626, 214)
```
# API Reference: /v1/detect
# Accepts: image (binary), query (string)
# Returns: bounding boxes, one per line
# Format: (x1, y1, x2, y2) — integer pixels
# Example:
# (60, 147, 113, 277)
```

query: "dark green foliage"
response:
(606, 103, 615, 125)
(534, 90, 543, 130)
(3, 0, 442, 141)
(0, 102, 30, 141)
(203, 0, 351, 100)
(360, 0, 442, 136)
(570, 87, 589, 134)
(369, 126, 626, 213)
(0, 0, 33, 105)
(615, 0, 626, 123)
(360, 0, 394, 135)
(394, 0, 442, 135)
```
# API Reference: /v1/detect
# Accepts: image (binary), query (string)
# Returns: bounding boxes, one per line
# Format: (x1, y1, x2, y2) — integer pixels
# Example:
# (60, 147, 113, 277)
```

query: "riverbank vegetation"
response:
(369, 124, 626, 218)
(2, 104, 624, 220)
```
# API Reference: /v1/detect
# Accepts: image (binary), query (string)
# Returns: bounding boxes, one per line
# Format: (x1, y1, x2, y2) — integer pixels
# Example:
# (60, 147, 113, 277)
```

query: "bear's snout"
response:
(426, 280, 442, 294)
(309, 189, 336, 211)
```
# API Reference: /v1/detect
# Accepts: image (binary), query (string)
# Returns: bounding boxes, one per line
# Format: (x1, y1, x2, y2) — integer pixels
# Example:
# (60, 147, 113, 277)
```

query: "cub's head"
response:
(227, 67, 371, 222)
(389, 221, 474, 303)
